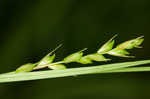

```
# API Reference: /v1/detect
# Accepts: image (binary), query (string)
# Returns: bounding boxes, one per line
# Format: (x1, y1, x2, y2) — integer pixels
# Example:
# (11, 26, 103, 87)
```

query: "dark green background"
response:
(0, 0, 150, 99)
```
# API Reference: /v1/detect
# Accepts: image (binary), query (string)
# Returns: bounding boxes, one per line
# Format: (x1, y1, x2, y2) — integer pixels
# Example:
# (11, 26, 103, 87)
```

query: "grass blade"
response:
(0, 60, 150, 83)
(101, 67, 150, 73)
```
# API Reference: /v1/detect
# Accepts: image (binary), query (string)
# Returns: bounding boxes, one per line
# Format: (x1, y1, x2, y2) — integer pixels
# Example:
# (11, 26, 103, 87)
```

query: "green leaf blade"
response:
(0, 60, 150, 83)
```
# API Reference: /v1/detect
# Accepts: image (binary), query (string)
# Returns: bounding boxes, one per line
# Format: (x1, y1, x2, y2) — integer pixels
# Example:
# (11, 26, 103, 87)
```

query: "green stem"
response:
(0, 60, 150, 83)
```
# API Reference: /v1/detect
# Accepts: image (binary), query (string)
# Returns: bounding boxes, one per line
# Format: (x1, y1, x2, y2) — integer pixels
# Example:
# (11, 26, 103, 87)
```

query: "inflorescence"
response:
(15, 35, 144, 73)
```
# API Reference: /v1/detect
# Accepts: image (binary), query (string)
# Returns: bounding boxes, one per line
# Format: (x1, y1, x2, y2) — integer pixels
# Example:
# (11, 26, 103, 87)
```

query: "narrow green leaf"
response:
(100, 67, 150, 73)
(0, 60, 150, 83)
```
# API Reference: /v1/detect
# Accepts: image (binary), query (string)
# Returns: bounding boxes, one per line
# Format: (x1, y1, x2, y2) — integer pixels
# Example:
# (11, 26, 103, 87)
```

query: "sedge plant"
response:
(0, 35, 150, 83)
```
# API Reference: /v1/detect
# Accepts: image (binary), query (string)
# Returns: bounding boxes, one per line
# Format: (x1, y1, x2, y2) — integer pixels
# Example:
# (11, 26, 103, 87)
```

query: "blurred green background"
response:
(0, 0, 150, 99)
